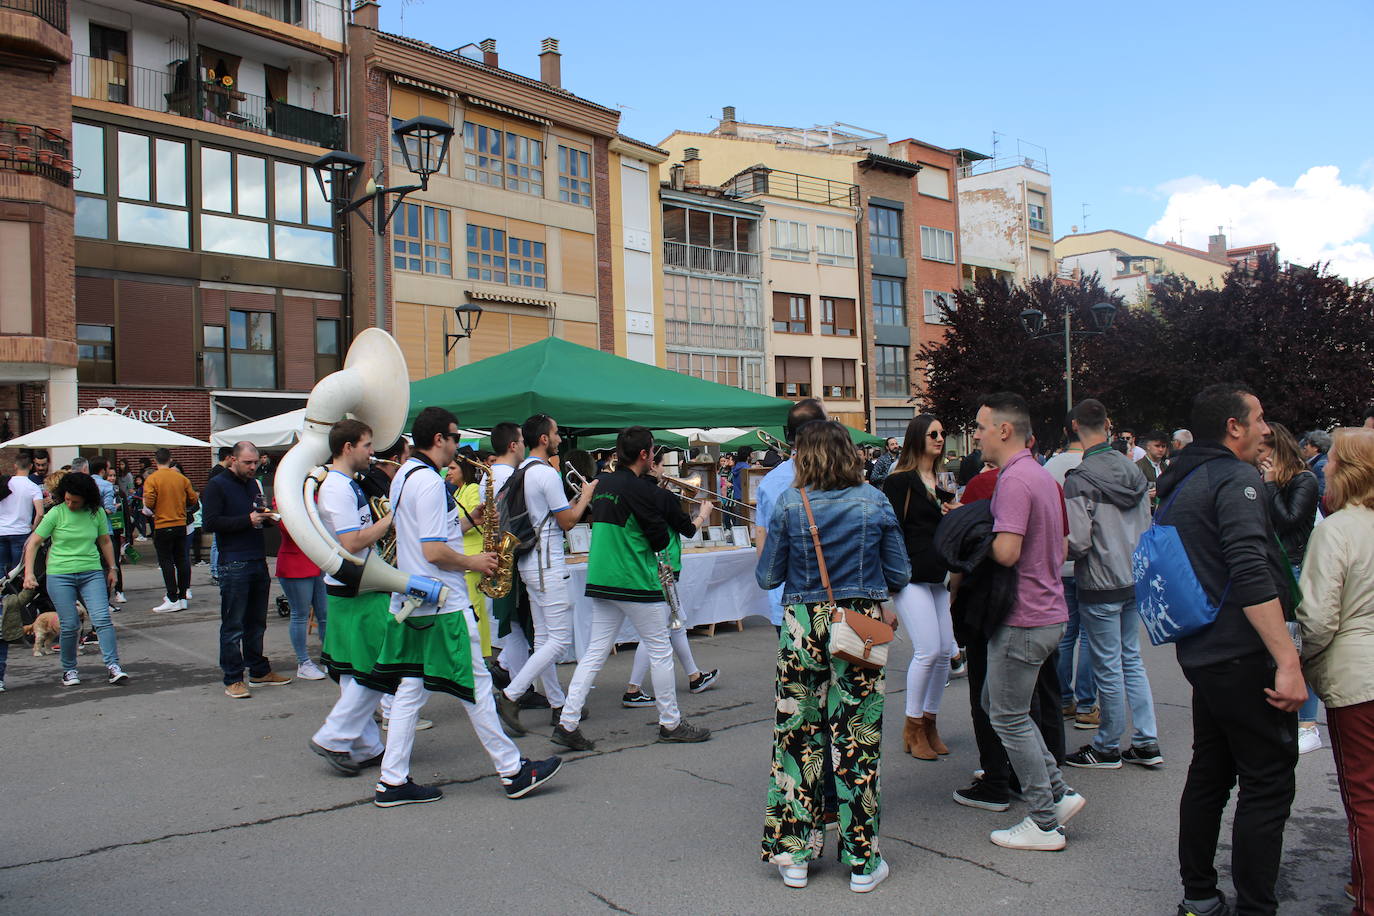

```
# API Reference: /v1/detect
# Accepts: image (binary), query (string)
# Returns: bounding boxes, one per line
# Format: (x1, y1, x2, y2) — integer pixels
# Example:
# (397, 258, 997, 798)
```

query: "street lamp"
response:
(1020, 300, 1118, 415)
(445, 303, 484, 355)
(311, 117, 457, 330)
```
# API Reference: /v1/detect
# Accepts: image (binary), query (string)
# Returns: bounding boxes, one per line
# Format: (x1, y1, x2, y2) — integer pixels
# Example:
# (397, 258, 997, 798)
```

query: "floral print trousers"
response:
(761, 601, 884, 874)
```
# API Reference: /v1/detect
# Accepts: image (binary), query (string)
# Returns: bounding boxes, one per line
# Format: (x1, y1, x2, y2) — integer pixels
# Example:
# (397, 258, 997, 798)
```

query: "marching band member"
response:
(551, 426, 713, 751)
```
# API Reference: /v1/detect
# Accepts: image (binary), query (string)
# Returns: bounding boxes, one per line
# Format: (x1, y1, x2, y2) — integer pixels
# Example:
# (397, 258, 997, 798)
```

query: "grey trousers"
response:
(983, 622, 1069, 829)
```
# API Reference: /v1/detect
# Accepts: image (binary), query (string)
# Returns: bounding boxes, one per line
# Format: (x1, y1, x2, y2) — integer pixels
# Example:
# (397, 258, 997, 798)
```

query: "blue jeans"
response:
(218, 559, 272, 685)
(47, 569, 118, 672)
(1056, 577, 1096, 707)
(1299, 685, 1320, 723)
(0, 533, 27, 575)
(210, 535, 218, 579)
(1079, 597, 1159, 752)
(278, 575, 328, 665)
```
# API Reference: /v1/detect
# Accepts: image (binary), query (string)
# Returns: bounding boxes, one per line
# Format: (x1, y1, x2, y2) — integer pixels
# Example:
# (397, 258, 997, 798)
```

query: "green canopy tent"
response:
(407, 337, 793, 433)
(577, 429, 691, 451)
(718, 424, 883, 453)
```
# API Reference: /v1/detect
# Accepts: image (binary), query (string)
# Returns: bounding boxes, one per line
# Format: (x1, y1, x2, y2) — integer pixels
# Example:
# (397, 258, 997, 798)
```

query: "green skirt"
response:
(320, 592, 394, 693)
(371, 609, 476, 702)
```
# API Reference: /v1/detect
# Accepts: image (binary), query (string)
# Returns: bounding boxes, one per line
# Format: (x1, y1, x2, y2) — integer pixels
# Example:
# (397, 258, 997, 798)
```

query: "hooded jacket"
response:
(1064, 443, 1152, 603)
(1154, 441, 1292, 669)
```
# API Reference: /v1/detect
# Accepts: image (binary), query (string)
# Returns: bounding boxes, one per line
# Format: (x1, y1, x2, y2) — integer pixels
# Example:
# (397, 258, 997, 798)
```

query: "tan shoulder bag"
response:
(799, 488, 895, 669)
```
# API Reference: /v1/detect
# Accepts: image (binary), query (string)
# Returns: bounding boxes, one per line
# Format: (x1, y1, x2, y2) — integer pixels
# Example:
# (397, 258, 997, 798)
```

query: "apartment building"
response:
(345, 6, 666, 378)
(65, 0, 350, 481)
(955, 146, 1055, 286)
(1055, 228, 1232, 303)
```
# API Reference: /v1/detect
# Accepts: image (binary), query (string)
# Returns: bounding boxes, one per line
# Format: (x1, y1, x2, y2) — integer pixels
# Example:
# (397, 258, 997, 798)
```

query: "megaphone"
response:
(275, 328, 447, 620)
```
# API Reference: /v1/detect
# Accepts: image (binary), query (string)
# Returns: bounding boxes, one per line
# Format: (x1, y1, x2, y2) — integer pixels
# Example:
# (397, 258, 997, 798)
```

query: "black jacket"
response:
(1155, 442, 1292, 668)
(1265, 470, 1318, 566)
(935, 500, 1017, 641)
(882, 470, 953, 584)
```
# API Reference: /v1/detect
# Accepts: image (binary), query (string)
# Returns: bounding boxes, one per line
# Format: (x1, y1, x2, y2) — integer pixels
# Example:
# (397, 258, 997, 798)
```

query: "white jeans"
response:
(498, 622, 529, 673)
(456, 607, 523, 779)
(629, 620, 699, 687)
(504, 567, 572, 707)
(562, 598, 680, 729)
(379, 677, 429, 785)
(893, 582, 954, 718)
(312, 674, 386, 763)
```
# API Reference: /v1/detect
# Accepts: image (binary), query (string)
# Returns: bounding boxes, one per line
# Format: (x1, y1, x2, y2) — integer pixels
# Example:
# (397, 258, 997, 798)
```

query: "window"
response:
(920, 226, 956, 263)
(816, 226, 855, 265)
(772, 293, 809, 333)
(202, 312, 275, 388)
(663, 274, 762, 353)
(73, 122, 107, 239)
(869, 205, 902, 257)
(463, 122, 543, 196)
(392, 117, 448, 176)
(198, 147, 335, 264)
(1030, 246, 1052, 277)
(393, 203, 452, 275)
(873, 277, 906, 326)
(923, 289, 955, 324)
(76, 324, 114, 383)
(822, 358, 856, 399)
(1027, 190, 1048, 232)
(202, 325, 226, 387)
(116, 131, 188, 248)
(273, 161, 333, 266)
(315, 317, 341, 378)
(874, 345, 909, 397)
(819, 297, 856, 336)
(466, 225, 507, 283)
(667, 351, 762, 393)
(774, 356, 812, 398)
(88, 24, 128, 104)
(769, 219, 809, 260)
(557, 145, 591, 206)
(917, 165, 950, 200)
(507, 237, 547, 288)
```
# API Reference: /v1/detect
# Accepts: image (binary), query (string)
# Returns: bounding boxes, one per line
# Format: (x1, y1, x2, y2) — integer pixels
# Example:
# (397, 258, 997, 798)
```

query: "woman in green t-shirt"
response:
(23, 472, 128, 687)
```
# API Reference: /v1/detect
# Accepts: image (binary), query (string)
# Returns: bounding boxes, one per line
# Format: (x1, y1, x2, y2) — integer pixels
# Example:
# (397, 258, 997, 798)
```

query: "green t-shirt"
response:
(35, 503, 109, 575)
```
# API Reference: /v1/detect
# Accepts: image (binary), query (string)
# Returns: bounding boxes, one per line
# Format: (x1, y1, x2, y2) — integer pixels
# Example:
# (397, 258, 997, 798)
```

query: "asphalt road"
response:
(0, 560, 1354, 915)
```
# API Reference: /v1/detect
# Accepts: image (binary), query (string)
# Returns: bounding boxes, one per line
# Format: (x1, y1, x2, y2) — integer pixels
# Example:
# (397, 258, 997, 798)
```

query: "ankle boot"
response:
(924, 713, 950, 755)
(903, 715, 937, 760)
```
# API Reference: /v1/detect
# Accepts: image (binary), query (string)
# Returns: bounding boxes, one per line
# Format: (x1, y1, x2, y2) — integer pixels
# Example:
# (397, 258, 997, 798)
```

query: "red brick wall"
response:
(115, 280, 195, 386)
(593, 136, 613, 352)
(896, 140, 961, 354)
(77, 387, 213, 488)
(281, 298, 316, 390)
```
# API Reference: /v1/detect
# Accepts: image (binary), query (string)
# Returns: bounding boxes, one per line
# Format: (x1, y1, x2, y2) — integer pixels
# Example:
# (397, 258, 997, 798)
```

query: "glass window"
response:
(117, 202, 188, 247)
(306, 172, 331, 227)
(920, 226, 956, 263)
(274, 162, 302, 223)
(819, 297, 855, 336)
(873, 277, 906, 326)
(202, 148, 233, 212)
(507, 236, 545, 288)
(155, 139, 185, 206)
(465, 224, 507, 283)
(771, 292, 808, 333)
(224, 309, 275, 389)
(463, 121, 543, 196)
(118, 131, 149, 201)
(230, 309, 274, 350)
(557, 145, 591, 206)
(73, 123, 104, 194)
(76, 324, 114, 384)
(393, 203, 450, 275)
(315, 318, 340, 355)
(816, 226, 854, 264)
(230, 353, 275, 388)
(923, 289, 955, 324)
(75, 196, 107, 239)
(869, 205, 902, 257)
(392, 116, 448, 176)
(204, 325, 225, 348)
(769, 220, 809, 260)
(821, 358, 856, 398)
(203, 352, 226, 387)
(202, 214, 269, 258)
(874, 345, 908, 397)
(236, 155, 266, 218)
(1027, 194, 1047, 232)
(274, 225, 335, 266)
(774, 356, 812, 398)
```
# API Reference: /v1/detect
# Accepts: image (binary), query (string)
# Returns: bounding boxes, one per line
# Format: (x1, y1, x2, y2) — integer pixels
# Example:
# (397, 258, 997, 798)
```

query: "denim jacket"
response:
(755, 484, 911, 605)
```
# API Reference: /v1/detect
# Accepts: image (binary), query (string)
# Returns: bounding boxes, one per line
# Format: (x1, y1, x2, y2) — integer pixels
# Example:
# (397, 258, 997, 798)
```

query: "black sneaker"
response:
(311, 740, 363, 776)
(1065, 744, 1123, 769)
(517, 688, 552, 709)
(487, 660, 512, 691)
(949, 652, 968, 678)
(550, 724, 596, 751)
(688, 669, 720, 694)
(658, 719, 711, 743)
(549, 706, 588, 726)
(503, 755, 563, 799)
(622, 688, 656, 708)
(1177, 894, 1232, 916)
(1122, 743, 1164, 767)
(495, 690, 527, 736)
(953, 779, 1011, 812)
(373, 777, 443, 807)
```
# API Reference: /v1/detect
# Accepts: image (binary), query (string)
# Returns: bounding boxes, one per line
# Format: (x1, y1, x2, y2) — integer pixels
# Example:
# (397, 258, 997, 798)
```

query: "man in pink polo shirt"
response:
(974, 392, 1085, 852)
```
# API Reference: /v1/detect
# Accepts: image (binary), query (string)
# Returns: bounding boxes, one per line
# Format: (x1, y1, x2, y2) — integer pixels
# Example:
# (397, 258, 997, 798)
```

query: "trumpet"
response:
(565, 465, 592, 497)
(756, 429, 792, 457)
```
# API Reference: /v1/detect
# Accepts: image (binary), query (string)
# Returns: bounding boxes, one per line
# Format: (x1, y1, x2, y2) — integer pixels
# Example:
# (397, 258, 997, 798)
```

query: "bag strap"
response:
(799, 488, 836, 607)
(1154, 464, 1208, 524)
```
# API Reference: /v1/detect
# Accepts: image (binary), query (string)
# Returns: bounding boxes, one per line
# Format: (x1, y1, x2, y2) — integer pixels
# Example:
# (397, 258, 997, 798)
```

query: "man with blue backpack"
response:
(1154, 384, 1306, 916)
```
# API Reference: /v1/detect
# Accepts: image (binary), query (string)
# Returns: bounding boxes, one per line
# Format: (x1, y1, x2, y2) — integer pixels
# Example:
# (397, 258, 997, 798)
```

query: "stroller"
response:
(0, 551, 52, 647)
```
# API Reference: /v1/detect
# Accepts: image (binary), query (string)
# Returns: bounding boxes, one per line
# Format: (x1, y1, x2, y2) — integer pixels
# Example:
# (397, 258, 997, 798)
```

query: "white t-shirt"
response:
(489, 461, 515, 496)
(0, 476, 42, 536)
(389, 457, 470, 615)
(317, 468, 373, 588)
(516, 456, 569, 573)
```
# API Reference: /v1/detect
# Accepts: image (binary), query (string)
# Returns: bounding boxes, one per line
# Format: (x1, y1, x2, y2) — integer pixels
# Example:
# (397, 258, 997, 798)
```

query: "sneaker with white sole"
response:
(151, 598, 180, 614)
(178, 599, 188, 610)
(621, 688, 656, 708)
(61, 669, 80, 687)
(373, 777, 443, 807)
(185, 589, 192, 600)
(106, 664, 129, 685)
(1065, 744, 1122, 769)
(991, 816, 1066, 851)
(777, 863, 808, 888)
(503, 756, 563, 799)
(1054, 790, 1086, 825)
(1298, 725, 1322, 755)
(1122, 743, 1164, 767)
(296, 660, 327, 680)
(381, 717, 433, 731)
(688, 668, 720, 693)
(112, 592, 127, 605)
(850, 859, 890, 893)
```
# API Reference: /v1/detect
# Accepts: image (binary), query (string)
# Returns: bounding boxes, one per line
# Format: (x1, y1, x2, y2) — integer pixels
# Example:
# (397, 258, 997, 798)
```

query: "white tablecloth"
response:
(563, 547, 771, 660)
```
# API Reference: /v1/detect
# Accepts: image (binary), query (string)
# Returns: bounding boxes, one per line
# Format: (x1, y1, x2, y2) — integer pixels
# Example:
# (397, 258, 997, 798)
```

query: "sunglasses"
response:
(444, 432, 463, 443)
(927, 430, 945, 440)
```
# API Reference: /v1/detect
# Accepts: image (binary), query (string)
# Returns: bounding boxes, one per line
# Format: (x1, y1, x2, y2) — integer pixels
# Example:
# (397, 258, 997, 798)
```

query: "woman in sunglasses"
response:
(883, 414, 957, 760)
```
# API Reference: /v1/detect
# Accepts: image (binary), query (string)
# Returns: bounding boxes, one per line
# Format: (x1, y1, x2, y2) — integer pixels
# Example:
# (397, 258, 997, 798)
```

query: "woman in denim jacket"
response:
(756, 420, 910, 894)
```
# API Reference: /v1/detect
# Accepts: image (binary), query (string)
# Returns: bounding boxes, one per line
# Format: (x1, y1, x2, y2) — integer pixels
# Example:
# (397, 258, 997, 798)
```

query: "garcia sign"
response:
(82, 397, 176, 427)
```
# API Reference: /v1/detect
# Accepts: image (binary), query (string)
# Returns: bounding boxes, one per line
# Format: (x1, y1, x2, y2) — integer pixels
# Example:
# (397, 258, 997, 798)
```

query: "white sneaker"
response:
(297, 660, 327, 680)
(107, 664, 129, 685)
(777, 863, 808, 888)
(990, 816, 1066, 851)
(0, 679, 6, 692)
(151, 599, 180, 614)
(185, 589, 193, 600)
(178, 599, 188, 610)
(112, 592, 127, 605)
(1298, 725, 1322, 755)
(61, 669, 80, 687)
(850, 859, 890, 893)
(1055, 789, 1086, 826)
(381, 717, 434, 732)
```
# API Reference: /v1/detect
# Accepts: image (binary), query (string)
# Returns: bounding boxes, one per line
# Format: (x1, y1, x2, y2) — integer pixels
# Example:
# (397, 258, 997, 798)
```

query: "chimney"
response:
(719, 105, 737, 136)
(480, 38, 498, 69)
(539, 37, 561, 88)
(682, 147, 700, 186)
(352, 0, 379, 29)
(1207, 226, 1227, 259)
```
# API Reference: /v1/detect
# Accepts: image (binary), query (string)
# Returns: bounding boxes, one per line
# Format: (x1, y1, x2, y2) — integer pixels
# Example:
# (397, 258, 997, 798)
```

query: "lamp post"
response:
(444, 302, 484, 357)
(311, 116, 456, 331)
(1019, 300, 1117, 415)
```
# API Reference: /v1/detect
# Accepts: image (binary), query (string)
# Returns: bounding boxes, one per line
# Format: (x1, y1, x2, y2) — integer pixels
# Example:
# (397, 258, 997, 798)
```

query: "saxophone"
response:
(458, 455, 517, 599)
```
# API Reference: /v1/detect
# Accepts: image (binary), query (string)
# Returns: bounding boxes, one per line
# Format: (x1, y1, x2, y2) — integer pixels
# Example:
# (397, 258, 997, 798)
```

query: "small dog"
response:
(25, 607, 92, 656)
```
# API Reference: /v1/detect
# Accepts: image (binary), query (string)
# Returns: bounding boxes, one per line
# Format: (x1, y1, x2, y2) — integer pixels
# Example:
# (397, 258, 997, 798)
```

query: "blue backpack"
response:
(1133, 466, 1230, 646)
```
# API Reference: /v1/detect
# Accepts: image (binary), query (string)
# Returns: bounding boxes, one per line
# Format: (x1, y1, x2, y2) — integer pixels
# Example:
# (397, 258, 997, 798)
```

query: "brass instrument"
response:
(659, 472, 754, 526)
(756, 429, 792, 457)
(369, 495, 396, 564)
(456, 454, 517, 599)
(565, 465, 591, 497)
(658, 553, 684, 629)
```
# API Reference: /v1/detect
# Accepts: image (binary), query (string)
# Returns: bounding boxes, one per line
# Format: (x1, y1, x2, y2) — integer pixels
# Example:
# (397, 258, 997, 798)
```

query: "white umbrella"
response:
(213, 408, 306, 450)
(0, 408, 210, 450)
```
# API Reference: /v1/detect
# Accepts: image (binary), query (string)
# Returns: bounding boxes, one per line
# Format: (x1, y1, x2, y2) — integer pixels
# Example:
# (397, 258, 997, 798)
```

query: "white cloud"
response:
(1146, 166, 1374, 281)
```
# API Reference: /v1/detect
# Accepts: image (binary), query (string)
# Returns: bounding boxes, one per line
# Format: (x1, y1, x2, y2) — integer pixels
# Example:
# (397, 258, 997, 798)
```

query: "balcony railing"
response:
(724, 167, 859, 208)
(664, 241, 760, 278)
(0, 121, 72, 186)
(215, 0, 345, 43)
(72, 54, 345, 149)
(0, 0, 68, 33)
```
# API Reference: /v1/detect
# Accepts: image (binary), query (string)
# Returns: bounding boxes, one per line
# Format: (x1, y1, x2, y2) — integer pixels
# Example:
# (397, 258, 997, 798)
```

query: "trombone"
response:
(658, 473, 754, 527)
(756, 430, 792, 457)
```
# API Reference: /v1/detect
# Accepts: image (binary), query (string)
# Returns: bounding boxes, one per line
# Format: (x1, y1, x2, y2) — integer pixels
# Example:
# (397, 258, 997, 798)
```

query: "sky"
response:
(380, 0, 1374, 281)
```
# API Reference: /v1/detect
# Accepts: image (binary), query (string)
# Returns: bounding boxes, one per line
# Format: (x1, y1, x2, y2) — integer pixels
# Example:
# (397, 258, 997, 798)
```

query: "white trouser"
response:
(503, 567, 571, 707)
(312, 674, 386, 763)
(379, 677, 429, 786)
(456, 607, 523, 778)
(562, 598, 680, 730)
(893, 581, 955, 717)
(498, 622, 529, 673)
(629, 622, 699, 687)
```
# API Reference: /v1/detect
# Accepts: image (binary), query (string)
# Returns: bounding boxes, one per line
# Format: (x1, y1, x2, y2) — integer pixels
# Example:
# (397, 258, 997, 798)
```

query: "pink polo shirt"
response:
(990, 449, 1068, 628)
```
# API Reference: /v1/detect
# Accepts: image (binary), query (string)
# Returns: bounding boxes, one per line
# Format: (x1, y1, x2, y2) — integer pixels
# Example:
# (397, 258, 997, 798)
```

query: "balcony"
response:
(0, 0, 67, 32)
(73, 53, 344, 149)
(213, 0, 344, 43)
(0, 121, 73, 186)
(724, 166, 859, 209)
(664, 241, 760, 278)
